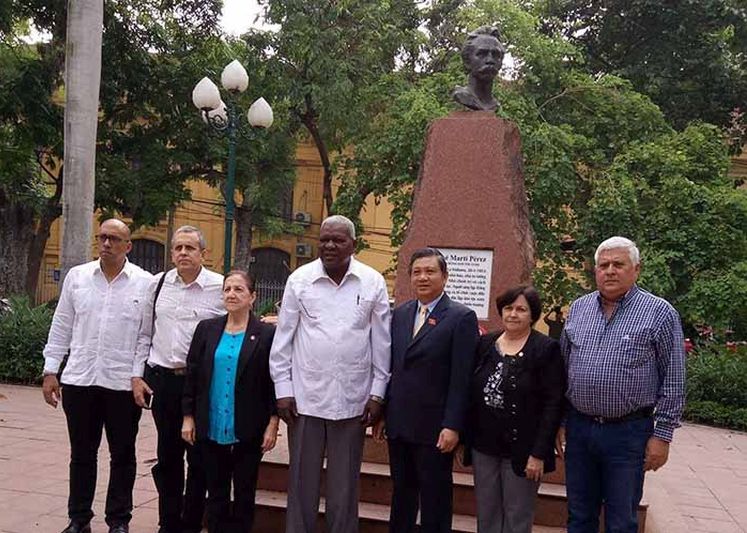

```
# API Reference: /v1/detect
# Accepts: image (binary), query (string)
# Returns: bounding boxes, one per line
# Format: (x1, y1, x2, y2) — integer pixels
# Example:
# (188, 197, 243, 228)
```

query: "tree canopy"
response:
(327, 0, 747, 336)
(534, 0, 747, 130)
(0, 0, 297, 295)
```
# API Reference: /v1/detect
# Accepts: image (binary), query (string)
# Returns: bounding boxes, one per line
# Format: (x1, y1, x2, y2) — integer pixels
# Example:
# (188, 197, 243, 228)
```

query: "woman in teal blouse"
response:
(182, 270, 278, 532)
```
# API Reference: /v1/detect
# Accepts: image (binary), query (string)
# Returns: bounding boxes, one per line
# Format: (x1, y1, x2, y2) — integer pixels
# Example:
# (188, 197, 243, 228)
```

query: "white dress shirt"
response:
(270, 257, 392, 420)
(43, 259, 154, 391)
(134, 266, 224, 376)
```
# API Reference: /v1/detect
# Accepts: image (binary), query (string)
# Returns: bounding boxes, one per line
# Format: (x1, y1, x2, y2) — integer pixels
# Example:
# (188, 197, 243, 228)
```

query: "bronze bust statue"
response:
(452, 26, 506, 111)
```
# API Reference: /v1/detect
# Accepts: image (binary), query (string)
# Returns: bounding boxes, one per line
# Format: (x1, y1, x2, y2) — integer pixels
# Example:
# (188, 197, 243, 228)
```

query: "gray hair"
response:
(172, 225, 207, 250)
(594, 236, 640, 266)
(320, 215, 356, 240)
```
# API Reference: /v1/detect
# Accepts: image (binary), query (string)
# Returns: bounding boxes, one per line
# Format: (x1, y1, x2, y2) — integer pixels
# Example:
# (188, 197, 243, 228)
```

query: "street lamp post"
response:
(192, 60, 274, 273)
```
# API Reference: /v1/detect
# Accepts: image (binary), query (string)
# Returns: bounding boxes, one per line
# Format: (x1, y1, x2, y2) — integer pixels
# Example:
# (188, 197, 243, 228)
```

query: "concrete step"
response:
(262, 428, 645, 532)
(259, 448, 572, 527)
(362, 433, 566, 485)
(252, 489, 565, 533)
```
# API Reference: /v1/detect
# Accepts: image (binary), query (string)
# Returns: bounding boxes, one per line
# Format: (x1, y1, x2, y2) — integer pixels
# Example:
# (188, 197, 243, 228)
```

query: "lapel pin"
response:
(427, 317, 437, 326)
(250, 335, 256, 341)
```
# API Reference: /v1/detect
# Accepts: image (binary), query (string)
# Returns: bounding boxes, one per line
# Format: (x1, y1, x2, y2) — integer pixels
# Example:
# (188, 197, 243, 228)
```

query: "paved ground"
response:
(1, 383, 746, 533)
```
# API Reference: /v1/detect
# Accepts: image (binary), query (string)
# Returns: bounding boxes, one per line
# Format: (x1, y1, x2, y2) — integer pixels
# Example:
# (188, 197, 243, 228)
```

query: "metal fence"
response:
(254, 279, 285, 315)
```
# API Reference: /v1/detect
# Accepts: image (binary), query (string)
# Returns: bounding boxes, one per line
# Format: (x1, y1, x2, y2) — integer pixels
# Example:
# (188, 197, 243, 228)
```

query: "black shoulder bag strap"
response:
(151, 272, 167, 331)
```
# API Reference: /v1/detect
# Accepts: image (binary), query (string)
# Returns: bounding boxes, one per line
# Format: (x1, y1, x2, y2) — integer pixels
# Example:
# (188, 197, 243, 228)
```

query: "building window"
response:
(250, 247, 291, 312)
(129, 239, 165, 274)
(280, 184, 294, 223)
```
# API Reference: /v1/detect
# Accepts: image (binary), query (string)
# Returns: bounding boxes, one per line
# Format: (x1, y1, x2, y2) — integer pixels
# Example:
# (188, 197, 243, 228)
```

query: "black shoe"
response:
(108, 525, 129, 533)
(61, 523, 91, 533)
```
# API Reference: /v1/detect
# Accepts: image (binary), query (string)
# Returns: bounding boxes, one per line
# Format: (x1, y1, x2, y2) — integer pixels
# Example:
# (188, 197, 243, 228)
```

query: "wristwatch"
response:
(369, 395, 385, 405)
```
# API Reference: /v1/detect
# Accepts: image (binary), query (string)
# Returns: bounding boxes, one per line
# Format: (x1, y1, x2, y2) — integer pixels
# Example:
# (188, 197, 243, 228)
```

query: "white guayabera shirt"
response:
(43, 259, 154, 391)
(134, 267, 224, 376)
(270, 257, 392, 420)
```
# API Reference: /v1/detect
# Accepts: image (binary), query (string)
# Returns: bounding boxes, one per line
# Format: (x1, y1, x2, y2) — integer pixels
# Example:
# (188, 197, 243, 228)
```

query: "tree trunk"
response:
(233, 194, 254, 272)
(61, 0, 103, 281)
(25, 198, 63, 299)
(299, 99, 335, 217)
(0, 191, 36, 297)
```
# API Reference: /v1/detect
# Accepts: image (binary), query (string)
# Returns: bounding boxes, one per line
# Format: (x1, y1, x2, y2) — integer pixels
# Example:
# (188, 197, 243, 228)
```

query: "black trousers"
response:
(144, 365, 207, 533)
(387, 438, 454, 533)
(61, 384, 141, 527)
(201, 440, 263, 533)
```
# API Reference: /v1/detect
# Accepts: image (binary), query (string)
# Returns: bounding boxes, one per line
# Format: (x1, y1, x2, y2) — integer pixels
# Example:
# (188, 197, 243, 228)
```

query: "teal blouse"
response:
(208, 331, 245, 444)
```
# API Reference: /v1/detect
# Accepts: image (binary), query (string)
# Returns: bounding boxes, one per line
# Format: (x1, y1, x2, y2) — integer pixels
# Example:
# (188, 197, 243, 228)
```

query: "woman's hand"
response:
(181, 415, 196, 445)
(524, 455, 544, 482)
(262, 416, 279, 452)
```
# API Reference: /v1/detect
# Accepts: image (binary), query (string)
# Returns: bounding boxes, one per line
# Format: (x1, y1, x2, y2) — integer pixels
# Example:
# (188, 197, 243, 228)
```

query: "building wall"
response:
(35, 139, 398, 303)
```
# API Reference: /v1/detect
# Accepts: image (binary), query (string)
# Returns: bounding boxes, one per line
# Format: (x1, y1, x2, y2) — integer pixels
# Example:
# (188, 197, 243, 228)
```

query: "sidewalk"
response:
(2, 383, 746, 533)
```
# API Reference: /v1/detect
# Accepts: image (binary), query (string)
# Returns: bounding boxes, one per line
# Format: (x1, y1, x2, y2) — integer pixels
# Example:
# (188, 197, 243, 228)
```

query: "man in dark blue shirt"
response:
(558, 236, 685, 533)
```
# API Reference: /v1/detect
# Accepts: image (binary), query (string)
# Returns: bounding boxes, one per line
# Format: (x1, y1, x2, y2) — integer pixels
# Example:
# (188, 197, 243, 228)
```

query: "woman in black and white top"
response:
(465, 285, 566, 533)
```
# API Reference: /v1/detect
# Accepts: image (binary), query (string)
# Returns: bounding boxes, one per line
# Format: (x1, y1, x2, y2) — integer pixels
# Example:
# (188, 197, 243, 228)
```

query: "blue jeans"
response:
(565, 410, 653, 533)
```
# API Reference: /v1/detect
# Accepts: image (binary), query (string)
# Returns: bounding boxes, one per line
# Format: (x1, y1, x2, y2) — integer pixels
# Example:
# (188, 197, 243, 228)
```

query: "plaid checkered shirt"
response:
(560, 285, 686, 442)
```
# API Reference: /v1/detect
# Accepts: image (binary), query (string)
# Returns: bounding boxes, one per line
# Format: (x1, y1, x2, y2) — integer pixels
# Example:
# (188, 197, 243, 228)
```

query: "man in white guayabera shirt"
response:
(270, 215, 392, 533)
(131, 225, 224, 533)
(42, 218, 153, 533)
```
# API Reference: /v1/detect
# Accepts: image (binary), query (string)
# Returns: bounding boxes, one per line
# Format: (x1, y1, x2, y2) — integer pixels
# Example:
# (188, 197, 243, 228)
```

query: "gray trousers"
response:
(285, 415, 365, 533)
(472, 449, 540, 533)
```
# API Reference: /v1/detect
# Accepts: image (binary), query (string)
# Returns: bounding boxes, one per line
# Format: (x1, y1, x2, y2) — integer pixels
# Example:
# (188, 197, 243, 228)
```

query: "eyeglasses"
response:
(96, 234, 128, 245)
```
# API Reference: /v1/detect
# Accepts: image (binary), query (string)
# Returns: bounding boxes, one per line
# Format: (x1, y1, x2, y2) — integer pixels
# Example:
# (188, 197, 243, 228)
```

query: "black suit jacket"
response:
(385, 294, 479, 446)
(466, 329, 566, 476)
(182, 314, 276, 445)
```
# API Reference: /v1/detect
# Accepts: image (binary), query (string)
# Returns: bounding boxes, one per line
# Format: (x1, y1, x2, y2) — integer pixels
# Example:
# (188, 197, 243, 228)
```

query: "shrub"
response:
(685, 344, 747, 430)
(684, 401, 747, 432)
(0, 295, 52, 384)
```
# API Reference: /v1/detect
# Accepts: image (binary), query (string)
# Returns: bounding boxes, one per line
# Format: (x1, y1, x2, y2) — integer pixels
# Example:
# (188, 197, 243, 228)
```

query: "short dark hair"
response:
(461, 25, 504, 68)
(495, 285, 542, 324)
(223, 269, 256, 292)
(408, 248, 448, 275)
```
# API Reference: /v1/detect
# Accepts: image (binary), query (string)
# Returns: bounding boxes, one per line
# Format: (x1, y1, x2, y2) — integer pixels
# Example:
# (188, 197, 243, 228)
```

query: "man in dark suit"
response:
(375, 247, 479, 533)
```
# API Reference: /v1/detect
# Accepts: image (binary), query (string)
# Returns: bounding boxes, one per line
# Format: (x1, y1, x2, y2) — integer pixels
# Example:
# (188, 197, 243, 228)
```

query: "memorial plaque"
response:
(393, 112, 535, 330)
(436, 247, 493, 320)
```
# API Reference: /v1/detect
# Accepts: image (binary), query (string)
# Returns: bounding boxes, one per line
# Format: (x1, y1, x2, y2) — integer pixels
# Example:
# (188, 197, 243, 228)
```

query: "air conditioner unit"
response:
(294, 211, 312, 226)
(296, 243, 313, 258)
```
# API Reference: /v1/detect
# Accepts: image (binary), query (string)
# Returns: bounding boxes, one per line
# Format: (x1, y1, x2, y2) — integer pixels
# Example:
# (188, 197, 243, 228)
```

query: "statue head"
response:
(461, 26, 505, 82)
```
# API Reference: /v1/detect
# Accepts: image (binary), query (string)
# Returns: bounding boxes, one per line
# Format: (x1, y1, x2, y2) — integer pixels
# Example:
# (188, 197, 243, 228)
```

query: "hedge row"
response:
(0, 296, 51, 384)
(684, 344, 747, 431)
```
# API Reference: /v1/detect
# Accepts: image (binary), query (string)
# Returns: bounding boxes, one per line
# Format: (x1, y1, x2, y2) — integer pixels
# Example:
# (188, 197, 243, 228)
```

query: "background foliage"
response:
(685, 344, 747, 431)
(0, 296, 51, 383)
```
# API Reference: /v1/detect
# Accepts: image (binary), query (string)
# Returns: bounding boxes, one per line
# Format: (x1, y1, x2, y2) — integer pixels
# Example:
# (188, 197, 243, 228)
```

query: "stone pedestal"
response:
(394, 111, 534, 331)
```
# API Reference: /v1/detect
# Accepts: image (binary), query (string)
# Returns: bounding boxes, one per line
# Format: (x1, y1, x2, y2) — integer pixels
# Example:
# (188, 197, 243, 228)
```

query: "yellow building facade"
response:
(35, 139, 398, 304)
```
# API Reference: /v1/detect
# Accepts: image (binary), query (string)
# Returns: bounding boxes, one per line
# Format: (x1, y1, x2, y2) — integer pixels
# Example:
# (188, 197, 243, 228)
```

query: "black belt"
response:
(149, 364, 187, 376)
(576, 406, 654, 425)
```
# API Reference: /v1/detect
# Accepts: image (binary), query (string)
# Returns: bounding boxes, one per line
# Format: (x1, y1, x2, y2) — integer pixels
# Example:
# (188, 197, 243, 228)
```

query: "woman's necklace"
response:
(496, 331, 530, 357)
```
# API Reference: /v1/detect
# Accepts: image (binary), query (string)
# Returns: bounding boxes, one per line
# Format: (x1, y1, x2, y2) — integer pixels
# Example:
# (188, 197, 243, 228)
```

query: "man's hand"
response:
(131, 377, 152, 408)
(360, 399, 383, 427)
(260, 315, 278, 325)
(42, 375, 60, 408)
(644, 436, 670, 471)
(373, 419, 386, 442)
(555, 426, 566, 460)
(276, 397, 298, 425)
(181, 415, 196, 445)
(525, 455, 544, 482)
(436, 428, 459, 453)
(262, 416, 280, 452)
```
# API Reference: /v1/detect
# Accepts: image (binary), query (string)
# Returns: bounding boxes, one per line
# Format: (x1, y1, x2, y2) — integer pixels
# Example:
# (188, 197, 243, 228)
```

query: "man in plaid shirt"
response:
(558, 236, 685, 533)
